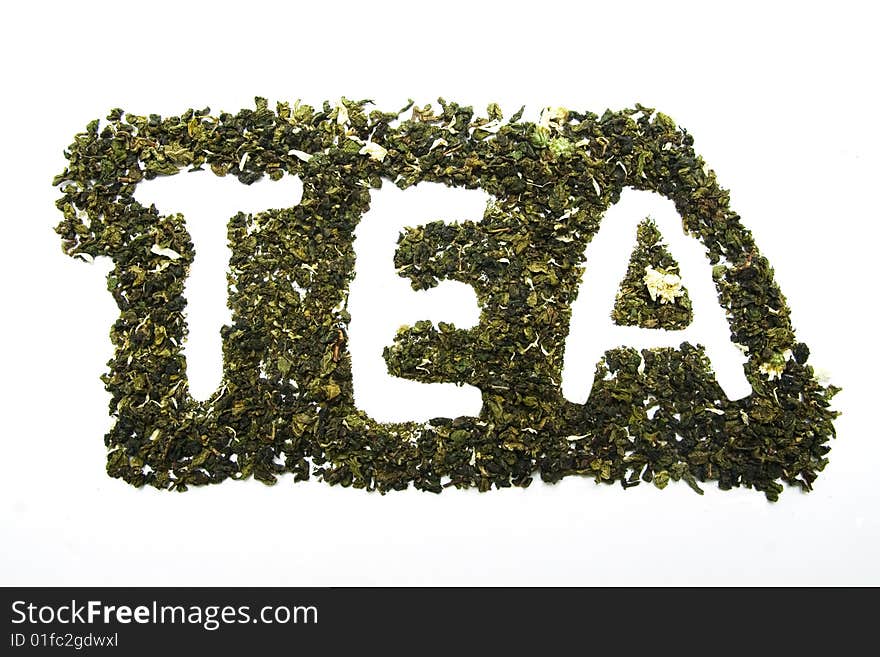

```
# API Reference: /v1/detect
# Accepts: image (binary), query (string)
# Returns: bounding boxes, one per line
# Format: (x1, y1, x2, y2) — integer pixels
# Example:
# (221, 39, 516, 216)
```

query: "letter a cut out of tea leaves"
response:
(54, 99, 840, 501)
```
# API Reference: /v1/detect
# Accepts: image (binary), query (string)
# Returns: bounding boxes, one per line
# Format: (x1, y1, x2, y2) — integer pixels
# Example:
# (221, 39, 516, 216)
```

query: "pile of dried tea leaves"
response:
(612, 218, 693, 329)
(54, 98, 839, 500)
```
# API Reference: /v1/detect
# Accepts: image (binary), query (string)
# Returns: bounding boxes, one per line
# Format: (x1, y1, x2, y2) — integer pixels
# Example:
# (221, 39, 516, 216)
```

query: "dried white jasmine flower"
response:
(359, 141, 388, 162)
(759, 350, 793, 380)
(150, 244, 181, 260)
(539, 106, 569, 131)
(336, 102, 349, 126)
(643, 266, 683, 304)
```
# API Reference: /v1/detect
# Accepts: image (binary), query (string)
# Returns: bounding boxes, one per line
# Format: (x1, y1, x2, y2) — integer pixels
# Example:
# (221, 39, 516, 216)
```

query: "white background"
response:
(1, 0, 878, 586)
